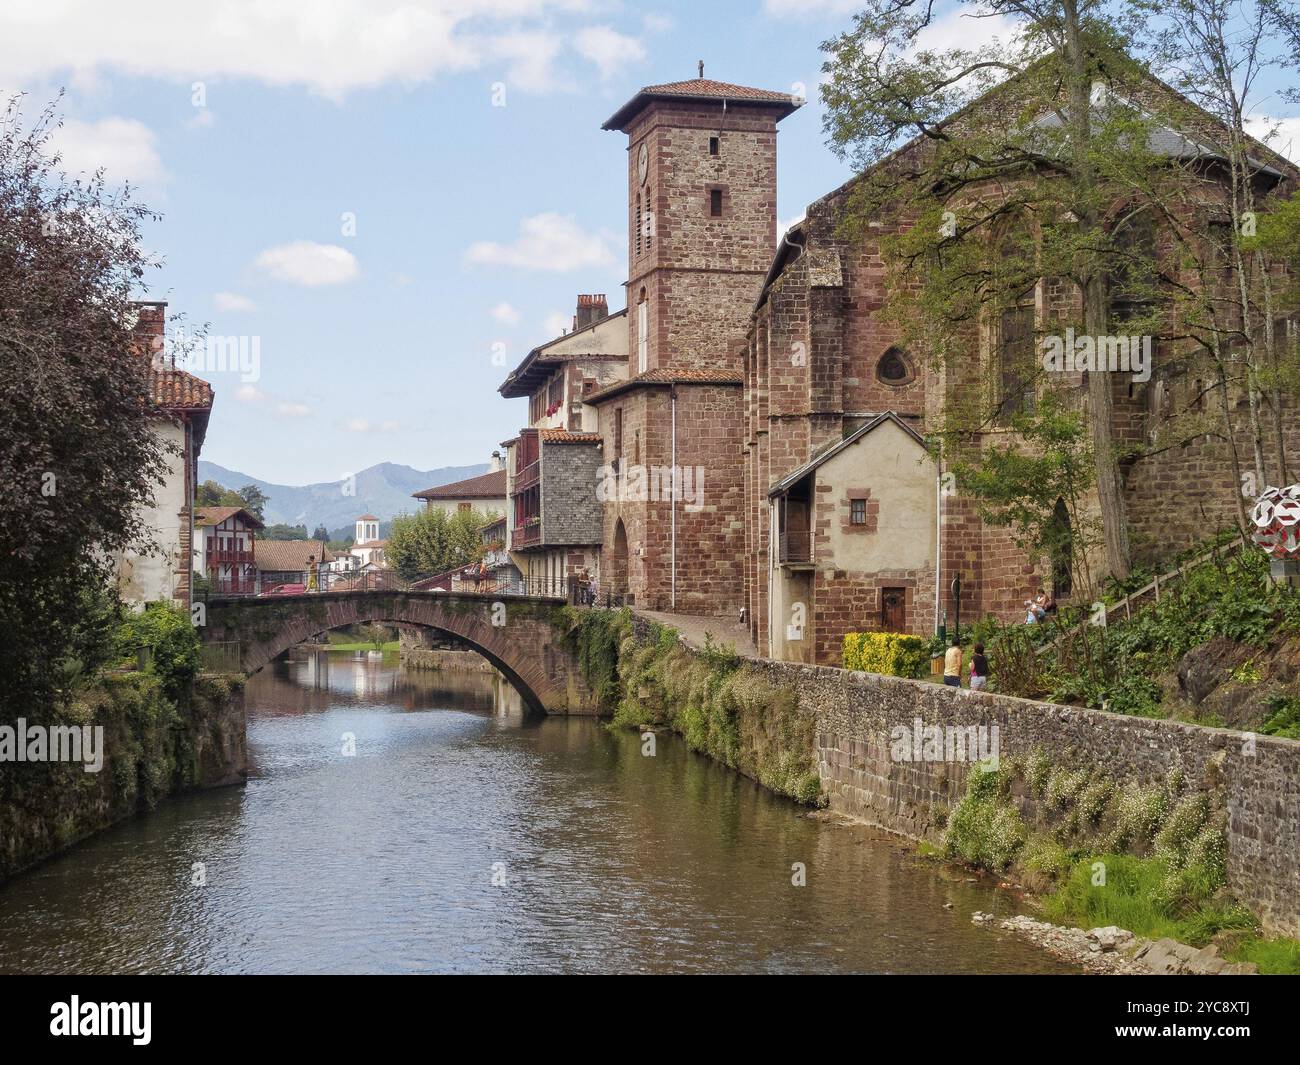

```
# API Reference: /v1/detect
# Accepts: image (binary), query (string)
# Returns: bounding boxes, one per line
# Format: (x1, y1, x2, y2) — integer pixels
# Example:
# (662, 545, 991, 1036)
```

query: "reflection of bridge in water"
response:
(201, 590, 597, 715)
(252, 649, 525, 720)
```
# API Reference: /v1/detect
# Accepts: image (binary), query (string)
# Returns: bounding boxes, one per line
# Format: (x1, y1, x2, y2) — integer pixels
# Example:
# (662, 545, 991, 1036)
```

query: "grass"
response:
(323, 641, 399, 653)
(1041, 853, 1300, 972)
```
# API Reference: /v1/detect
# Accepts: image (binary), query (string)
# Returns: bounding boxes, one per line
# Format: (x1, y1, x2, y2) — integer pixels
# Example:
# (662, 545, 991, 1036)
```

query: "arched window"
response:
(992, 221, 1038, 424)
(1047, 497, 1073, 598)
(1109, 209, 1157, 326)
(876, 346, 913, 385)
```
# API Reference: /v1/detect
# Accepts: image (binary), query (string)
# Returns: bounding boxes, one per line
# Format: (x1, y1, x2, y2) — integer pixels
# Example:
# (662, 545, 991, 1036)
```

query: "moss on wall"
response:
(562, 608, 823, 805)
(0, 671, 246, 884)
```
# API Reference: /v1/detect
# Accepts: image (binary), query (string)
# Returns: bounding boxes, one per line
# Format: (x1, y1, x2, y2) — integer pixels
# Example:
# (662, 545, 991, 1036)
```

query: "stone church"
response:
(496, 72, 1298, 666)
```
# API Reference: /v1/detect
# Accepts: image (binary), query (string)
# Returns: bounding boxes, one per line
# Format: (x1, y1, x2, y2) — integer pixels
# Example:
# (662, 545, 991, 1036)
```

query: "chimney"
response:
(489, 450, 503, 473)
(573, 293, 609, 333)
(130, 300, 168, 363)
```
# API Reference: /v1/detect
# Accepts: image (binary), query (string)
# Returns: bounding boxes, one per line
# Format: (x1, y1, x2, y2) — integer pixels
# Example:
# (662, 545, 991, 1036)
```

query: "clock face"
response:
(637, 142, 649, 185)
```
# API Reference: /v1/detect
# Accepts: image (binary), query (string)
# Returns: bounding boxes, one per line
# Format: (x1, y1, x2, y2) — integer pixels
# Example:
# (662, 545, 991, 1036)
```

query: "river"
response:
(0, 652, 1072, 974)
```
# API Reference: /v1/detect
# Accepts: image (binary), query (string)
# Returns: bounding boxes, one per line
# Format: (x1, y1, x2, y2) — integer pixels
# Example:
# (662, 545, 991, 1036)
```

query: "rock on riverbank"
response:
(972, 913, 1257, 975)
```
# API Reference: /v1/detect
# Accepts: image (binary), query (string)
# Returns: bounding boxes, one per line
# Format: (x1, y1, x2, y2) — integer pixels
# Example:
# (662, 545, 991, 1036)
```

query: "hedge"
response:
(843, 631, 929, 678)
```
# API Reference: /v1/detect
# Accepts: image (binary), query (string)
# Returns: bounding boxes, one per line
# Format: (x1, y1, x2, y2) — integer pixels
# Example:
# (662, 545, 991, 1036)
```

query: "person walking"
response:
(969, 642, 988, 691)
(943, 638, 963, 688)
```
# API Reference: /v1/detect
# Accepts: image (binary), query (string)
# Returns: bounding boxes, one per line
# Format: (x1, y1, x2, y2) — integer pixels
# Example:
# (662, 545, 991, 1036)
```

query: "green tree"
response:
(950, 389, 1102, 597)
(0, 96, 167, 721)
(311, 525, 329, 542)
(236, 483, 268, 520)
(195, 479, 243, 509)
(386, 508, 487, 579)
(820, 0, 1174, 579)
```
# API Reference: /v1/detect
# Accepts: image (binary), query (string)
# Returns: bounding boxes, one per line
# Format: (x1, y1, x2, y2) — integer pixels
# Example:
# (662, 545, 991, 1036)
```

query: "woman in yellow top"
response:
(306, 555, 318, 592)
(943, 638, 962, 688)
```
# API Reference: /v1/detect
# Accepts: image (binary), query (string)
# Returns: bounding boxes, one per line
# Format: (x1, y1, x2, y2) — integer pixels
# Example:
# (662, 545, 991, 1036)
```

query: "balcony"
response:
(513, 521, 541, 548)
(514, 459, 540, 491)
(207, 548, 255, 566)
(778, 529, 812, 565)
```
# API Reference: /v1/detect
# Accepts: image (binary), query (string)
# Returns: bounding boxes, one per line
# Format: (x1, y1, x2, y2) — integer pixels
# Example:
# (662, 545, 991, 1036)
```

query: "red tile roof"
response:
(254, 539, 334, 572)
(412, 468, 507, 500)
(585, 368, 743, 403)
(195, 506, 265, 529)
(604, 79, 800, 130)
(148, 367, 213, 410)
(540, 429, 603, 444)
(356, 514, 379, 521)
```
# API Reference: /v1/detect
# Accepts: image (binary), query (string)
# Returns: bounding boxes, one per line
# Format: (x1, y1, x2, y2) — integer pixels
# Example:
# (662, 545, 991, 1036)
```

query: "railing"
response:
(207, 548, 255, 565)
(514, 459, 540, 490)
(211, 577, 257, 596)
(513, 522, 541, 548)
(1037, 532, 1248, 654)
(779, 529, 811, 564)
(200, 640, 242, 673)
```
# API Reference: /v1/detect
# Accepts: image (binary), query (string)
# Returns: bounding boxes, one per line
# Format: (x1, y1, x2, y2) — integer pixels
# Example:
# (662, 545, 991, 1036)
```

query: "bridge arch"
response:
(201, 591, 598, 715)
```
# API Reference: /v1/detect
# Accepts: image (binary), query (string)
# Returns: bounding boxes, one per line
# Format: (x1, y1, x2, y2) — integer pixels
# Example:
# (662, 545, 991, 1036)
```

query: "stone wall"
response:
(0, 672, 247, 884)
(541, 440, 604, 545)
(738, 659, 1300, 937)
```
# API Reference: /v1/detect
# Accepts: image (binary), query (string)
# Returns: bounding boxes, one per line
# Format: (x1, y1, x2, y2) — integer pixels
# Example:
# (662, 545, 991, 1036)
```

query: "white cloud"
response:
(542, 310, 569, 337)
(45, 116, 164, 186)
(391, 272, 414, 287)
(185, 109, 216, 130)
(214, 291, 257, 313)
(913, 9, 1022, 54)
(344, 417, 400, 433)
(573, 26, 645, 80)
(235, 384, 264, 403)
(1246, 116, 1300, 163)
(277, 402, 311, 418)
(0, 2, 612, 100)
(643, 13, 674, 34)
(465, 212, 615, 272)
(763, 0, 859, 16)
(491, 301, 521, 324)
(778, 213, 805, 239)
(254, 241, 359, 286)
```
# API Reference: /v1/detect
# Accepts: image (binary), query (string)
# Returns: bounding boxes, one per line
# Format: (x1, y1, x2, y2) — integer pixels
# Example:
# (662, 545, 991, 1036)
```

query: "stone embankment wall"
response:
(738, 659, 1300, 938)
(399, 627, 497, 674)
(0, 672, 247, 884)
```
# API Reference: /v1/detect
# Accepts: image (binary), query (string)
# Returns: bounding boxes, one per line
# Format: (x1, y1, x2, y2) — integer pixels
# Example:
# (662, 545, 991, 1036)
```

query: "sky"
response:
(1, 1, 1296, 486)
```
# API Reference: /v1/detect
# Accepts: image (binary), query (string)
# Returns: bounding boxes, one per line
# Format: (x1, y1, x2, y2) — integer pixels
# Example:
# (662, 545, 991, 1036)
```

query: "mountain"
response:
(197, 460, 488, 530)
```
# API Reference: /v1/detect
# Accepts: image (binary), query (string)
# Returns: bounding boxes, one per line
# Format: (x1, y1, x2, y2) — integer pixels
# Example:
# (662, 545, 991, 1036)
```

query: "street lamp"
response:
(950, 572, 963, 645)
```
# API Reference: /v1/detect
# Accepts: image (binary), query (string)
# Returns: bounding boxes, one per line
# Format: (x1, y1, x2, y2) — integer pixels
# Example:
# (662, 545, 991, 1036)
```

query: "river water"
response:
(0, 653, 1071, 974)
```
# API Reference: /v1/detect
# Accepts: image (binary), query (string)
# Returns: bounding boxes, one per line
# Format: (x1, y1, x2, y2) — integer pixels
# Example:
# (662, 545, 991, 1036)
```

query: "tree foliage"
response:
(385, 508, 490, 579)
(0, 95, 166, 721)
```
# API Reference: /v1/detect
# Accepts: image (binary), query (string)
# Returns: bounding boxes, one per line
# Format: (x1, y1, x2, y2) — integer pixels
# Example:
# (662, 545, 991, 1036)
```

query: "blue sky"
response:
(2, 1, 1295, 485)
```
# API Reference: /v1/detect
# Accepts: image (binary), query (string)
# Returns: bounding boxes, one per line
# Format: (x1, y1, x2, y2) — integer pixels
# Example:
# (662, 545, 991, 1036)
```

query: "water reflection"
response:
(0, 655, 1071, 974)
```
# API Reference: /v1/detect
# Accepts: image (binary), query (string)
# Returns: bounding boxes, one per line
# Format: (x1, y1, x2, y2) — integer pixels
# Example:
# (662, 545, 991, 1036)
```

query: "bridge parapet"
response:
(200, 590, 599, 715)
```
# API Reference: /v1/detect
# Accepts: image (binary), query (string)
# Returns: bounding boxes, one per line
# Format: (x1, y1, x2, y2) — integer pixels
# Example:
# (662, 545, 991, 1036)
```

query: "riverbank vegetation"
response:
(941, 753, 1300, 974)
(964, 543, 1300, 731)
(561, 607, 823, 805)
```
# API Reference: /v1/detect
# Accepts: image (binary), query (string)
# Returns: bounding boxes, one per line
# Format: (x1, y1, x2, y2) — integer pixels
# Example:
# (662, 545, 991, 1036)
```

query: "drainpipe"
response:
(670, 384, 677, 610)
(935, 459, 943, 635)
(186, 417, 194, 616)
(768, 501, 777, 657)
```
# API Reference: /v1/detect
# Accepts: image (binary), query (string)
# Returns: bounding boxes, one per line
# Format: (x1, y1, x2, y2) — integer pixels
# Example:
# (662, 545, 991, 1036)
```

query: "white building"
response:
(116, 302, 214, 609)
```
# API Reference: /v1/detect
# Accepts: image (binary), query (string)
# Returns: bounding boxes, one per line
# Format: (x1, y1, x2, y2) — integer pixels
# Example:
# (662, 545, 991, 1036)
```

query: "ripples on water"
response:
(0, 652, 1071, 974)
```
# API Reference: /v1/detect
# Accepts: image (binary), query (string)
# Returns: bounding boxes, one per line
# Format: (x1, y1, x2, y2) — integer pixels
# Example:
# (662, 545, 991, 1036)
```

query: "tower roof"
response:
(602, 78, 800, 131)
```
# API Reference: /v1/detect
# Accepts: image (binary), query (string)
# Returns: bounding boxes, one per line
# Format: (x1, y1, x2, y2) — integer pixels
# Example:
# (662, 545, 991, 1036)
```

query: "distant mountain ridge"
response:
(197, 460, 487, 530)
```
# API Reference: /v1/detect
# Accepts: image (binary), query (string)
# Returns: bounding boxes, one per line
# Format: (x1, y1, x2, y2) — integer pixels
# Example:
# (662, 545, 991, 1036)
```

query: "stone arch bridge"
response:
(200, 590, 599, 715)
